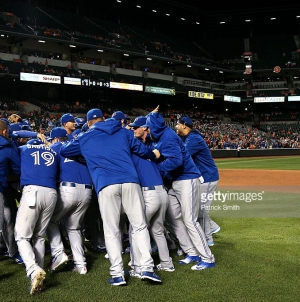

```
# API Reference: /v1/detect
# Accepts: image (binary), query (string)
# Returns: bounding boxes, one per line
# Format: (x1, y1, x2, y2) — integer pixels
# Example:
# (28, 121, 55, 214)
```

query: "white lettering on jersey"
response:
(30, 151, 55, 166)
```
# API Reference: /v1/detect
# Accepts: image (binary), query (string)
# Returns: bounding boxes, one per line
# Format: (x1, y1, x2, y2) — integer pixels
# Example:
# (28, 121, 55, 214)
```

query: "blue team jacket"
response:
(145, 112, 201, 181)
(51, 142, 92, 185)
(131, 136, 163, 187)
(181, 129, 219, 183)
(0, 136, 20, 193)
(60, 119, 156, 194)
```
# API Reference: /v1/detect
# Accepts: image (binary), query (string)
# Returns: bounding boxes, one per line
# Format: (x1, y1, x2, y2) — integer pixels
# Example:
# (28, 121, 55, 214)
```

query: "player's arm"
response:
(7, 141, 21, 181)
(156, 138, 183, 174)
(127, 130, 157, 160)
(60, 137, 82, 158)
(184, 135, 202, 156)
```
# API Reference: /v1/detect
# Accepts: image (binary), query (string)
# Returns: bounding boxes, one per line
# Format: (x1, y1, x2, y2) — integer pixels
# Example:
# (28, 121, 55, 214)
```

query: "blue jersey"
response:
(0, 136, 21, 193)
(131, 136, 163, 187)
(60, 119, 156, 193)
(145, 113, 201, 182)
(181, 129, 219, 183)
(19, 144, 58, 189)
(51, 142, 92, 185)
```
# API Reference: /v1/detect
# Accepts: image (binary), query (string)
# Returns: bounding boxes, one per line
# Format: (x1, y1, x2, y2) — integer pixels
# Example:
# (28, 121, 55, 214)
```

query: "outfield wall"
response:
(212, 148, 300, 158)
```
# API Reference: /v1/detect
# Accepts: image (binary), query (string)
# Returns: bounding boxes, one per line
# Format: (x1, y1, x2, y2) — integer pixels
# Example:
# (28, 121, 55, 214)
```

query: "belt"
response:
(61, 181, 93, 190)
(142, 186, 156, 191)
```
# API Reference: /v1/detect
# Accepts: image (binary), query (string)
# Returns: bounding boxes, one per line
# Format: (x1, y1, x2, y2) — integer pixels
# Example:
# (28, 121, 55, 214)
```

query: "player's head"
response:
(49, 127, 68, 143)
(86, 108, 104, 128)
(60, 113, 76, 134)
(176, 116, 193, 136)
(142, 112, 167, 140)
(0, 119, 9, 138)
(75, 117, 85, 129)
(111, 111, 130, 127)
(27, 138, 44, 145)
(128, 116, 148, 140)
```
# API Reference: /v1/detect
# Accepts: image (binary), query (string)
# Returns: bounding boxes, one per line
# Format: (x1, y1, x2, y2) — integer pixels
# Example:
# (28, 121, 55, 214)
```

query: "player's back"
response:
(19, 143, 58, 189)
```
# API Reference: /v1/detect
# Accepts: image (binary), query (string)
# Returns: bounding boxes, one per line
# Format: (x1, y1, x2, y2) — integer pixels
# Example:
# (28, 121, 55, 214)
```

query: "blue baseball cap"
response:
(27, 138, 44, 145)
(87, 108, 103, 121)
(49, 127, 67, 139)
(75, 117, 85, 127)
(177, 116, 193, 129)
(10, 123, 22, 131)
(128, 116, 147, 128)
(111, 111, 130, 120)
(0, 118, 10, 126)
(61, 113, 75, 125)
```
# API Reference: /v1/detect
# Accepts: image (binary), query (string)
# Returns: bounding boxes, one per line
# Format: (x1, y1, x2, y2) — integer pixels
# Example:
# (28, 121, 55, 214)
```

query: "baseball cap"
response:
(87, 108, 103, 121)
(177, 116, 193, 129)
(75, 117, 85, 127)
(49, 127, 67, 139)
(111, 111, 130, 120)
(128, 116, 147, 128)
(0, 118, 10, 126)
(27, 138, 44, 145)
(61, 113, 75, 125)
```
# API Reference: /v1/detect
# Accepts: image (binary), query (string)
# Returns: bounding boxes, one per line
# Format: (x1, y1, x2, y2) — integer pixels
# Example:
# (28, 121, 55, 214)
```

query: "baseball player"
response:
(128, 116, 174, 277)
(47, 127, 93, 274)
(0, 119, 23, 264)
(143, 112, 216, 271)
(15, 138, 59, 295)
(0, 119, 21, 245)
(176, 116, 220, 246)
(111, 111, 130, 128)
(60, 109, 162, 285)
(72, 117, 85, 138)
(60, 113, 76, 140)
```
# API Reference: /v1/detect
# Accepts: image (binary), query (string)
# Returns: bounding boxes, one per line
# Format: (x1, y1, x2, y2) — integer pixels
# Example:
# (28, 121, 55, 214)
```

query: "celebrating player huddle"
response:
(0, 108, 220, 295)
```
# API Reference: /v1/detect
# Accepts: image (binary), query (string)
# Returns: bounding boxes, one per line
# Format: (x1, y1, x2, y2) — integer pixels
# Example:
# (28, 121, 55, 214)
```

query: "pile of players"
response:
(0, 107, 220, 295)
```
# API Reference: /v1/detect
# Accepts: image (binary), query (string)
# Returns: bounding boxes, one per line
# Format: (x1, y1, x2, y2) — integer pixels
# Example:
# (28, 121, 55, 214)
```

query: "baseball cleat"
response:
(49, 252, 69, 272)
(210, 226, 221, 235)
(141, 271, 162, 282)
(108, 276, 126, 286)
(178, 255, 201, 264)
(125, 269, 142, 279)
(207, 240, 214, 247)
(154, 264, 175, 272)
(11, 252, 24, 264)
(191, 261, 216, 271)
(176, 247, 184, 256)
(29, 269, 46, 295)
(92, 245, 106, 253)
(72, 265, 87, 274)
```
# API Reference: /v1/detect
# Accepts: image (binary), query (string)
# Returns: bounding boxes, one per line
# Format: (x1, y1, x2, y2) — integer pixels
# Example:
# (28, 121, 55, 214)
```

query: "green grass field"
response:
(215, 155, 300, 170)
(0, 156, 299, 301)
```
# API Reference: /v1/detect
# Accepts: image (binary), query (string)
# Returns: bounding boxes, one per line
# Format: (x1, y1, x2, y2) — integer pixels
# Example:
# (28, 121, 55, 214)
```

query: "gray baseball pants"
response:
(166, 178, 215, 263)
(15, 185, 57, 278)
(98, 183, 154, 278)
(47, 182, 92, 267)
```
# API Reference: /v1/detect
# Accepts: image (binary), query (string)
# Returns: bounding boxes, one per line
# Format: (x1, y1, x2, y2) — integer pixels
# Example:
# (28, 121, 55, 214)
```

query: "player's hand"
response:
(151, 105, 160, 113)
(37, 133, 50, 146)
(153, 149, 161, 159)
